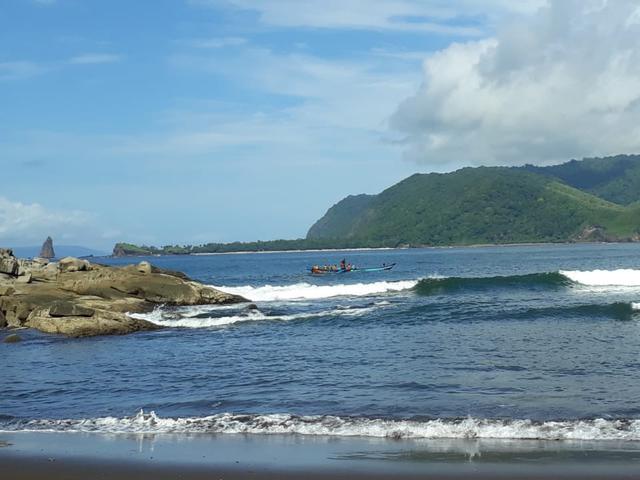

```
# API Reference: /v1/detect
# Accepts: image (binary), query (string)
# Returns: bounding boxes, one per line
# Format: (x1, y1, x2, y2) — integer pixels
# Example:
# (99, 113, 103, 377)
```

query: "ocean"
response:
(4, 243, 640, 446)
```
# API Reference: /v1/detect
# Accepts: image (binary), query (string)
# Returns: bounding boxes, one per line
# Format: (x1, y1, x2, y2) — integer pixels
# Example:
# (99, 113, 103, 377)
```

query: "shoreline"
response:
(108, 241, 639, 258)
(2, 432, 640, 479)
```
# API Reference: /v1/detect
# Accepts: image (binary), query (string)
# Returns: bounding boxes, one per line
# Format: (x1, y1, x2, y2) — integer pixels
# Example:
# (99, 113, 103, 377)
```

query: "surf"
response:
(414, 272, 570, 295)
(213, 280, 419, 302)
(5, 410, 640, 441)
(414, 269, 640, 296)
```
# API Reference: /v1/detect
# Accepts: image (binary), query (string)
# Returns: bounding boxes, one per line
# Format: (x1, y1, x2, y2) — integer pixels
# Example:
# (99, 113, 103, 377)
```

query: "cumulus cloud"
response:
(0, 197, 90, 244)
(391, 0, 640, 167)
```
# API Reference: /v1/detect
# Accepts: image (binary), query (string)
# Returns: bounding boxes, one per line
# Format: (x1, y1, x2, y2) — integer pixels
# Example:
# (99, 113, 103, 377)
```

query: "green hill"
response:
(306, 165, 640, 247)
(524, 154, 640, 205)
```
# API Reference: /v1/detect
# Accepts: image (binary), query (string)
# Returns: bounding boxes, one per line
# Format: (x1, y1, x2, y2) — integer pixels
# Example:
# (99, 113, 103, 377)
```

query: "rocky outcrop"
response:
(0, 250, 247, 338)
(0, 249, 19, 276)
(40, 236, 55, 259)
(27, 307, 159, 337)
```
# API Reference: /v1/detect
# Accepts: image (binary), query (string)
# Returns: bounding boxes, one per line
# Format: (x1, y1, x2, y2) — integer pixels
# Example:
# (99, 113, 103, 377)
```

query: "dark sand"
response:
(1, 432, 639, 479)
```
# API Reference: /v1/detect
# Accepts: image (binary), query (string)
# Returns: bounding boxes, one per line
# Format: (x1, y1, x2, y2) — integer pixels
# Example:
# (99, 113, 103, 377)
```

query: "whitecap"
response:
(212, 280, 418, 302)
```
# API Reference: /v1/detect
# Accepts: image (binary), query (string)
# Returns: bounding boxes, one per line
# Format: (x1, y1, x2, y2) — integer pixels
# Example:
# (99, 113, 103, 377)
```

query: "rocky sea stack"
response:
(0, 248, 247, 337)
(39, 236, 55, 259)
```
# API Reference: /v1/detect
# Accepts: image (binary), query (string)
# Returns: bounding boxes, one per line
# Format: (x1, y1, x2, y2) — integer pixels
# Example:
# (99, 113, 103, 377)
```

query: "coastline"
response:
(2, 432, 640, 480)
(110, 240, 636, 258)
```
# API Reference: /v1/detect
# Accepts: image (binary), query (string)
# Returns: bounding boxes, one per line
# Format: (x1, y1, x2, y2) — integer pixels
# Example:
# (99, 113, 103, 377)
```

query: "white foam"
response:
(212, 280, 418, 302)
(5, 411, 640, 441)
(560, 269, 640, 287)
(632, 303, 640, 311)
(131, 305, 378, 328)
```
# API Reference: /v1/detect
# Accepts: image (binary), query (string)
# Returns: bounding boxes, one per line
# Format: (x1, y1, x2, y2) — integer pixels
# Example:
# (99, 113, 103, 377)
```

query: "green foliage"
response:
(114, 155, 640, 255)
(306, 165, 640, 246)
(524, 154, 640, 205)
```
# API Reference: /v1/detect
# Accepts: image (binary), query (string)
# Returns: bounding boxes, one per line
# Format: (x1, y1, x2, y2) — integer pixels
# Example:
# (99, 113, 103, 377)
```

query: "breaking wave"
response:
(4, 411, 640, 441)
(560, 269, 640, 287)
(415, 272, 570, 295)
(213, 280, 418, 302)
(415, 269, 640, 295)
(131, 302, 390, 328)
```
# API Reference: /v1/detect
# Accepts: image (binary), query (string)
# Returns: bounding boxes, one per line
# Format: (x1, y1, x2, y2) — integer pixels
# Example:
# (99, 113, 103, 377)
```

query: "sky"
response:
(2, 0, 640, 249)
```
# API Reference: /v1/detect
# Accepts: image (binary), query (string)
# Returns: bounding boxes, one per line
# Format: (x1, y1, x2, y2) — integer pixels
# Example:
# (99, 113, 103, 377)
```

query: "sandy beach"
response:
(2, 432, 640, 479)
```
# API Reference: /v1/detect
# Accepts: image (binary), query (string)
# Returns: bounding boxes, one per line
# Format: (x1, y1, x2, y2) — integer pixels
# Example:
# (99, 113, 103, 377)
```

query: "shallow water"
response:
(3, 243, 640, 441)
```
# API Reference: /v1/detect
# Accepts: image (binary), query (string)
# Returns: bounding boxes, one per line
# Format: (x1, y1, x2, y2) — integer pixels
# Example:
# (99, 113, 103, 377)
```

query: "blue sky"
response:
(2, 0, 640, 249)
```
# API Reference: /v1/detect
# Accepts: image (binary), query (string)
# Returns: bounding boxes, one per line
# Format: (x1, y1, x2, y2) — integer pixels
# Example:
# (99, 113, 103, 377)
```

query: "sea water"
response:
(3, 243, 640, 443)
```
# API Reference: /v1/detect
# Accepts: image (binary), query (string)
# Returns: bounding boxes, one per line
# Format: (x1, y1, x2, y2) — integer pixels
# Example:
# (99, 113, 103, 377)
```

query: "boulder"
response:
(0, 309, 6, 328)
(57, 266, 244, 306)
(136, 261, 152, 274)
(16, 272, 32, 284)
(49, 301, 94, 318)
(59, 257, 90, 273)
(3, 333, 21, 343)
(0, 250, 18, 276)
(27, 307, 161, 337)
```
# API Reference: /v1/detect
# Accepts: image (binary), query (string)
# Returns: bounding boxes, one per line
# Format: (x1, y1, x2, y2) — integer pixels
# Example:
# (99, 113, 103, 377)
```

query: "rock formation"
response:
(0, 248, 247, 337)
(40, 236, 55, 259)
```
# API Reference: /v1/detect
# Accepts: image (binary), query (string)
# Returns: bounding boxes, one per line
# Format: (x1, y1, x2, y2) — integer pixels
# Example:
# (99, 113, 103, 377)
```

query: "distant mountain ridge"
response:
(113, 155, 640, 255)
(306, 155, 640, 247)
(523, 154, 640, 205)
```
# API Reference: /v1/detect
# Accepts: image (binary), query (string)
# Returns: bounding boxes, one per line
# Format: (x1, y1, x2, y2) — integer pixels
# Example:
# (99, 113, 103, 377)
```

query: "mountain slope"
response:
(524, 154, 640, 205)
(306, 166, 640, 247)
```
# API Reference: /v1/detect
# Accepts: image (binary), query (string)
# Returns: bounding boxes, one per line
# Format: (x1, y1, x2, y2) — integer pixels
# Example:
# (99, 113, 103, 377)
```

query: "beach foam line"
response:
(212, 280, 419, 302)
(560, 269, 640, 287)
(4, 411, 640, 441)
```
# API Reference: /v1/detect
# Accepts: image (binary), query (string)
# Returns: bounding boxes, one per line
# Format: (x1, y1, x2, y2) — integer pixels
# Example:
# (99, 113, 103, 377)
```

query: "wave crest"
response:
(214, 280, 418, 302)
(415, 272, 569, 295)
(4, 411, 640, 441)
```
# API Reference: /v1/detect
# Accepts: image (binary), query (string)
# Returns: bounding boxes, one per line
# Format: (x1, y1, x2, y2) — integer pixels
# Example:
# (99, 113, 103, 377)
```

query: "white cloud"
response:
(0, 197, 90, 244)
(0, 61, 47, 80)
(190, 0, 540, 36)
(188, 37, 248, 48)
(391, 0, 640, 168)
(68, 53, 122, 65)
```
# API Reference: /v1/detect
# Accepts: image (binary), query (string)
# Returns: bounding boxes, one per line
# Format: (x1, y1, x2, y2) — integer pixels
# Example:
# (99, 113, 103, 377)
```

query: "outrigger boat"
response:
(310, 263, 396, 275)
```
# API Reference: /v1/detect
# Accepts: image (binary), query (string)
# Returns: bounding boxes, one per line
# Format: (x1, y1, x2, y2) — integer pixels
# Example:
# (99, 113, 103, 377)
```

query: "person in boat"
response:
(340, 259, 346, 271)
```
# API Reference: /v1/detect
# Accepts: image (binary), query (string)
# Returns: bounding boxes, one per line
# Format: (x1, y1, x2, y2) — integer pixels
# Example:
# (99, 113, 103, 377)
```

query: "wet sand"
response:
(2, 432, 640, 479)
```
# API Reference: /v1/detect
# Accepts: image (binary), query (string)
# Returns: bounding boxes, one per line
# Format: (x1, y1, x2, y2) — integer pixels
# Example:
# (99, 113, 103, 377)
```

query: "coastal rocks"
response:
(58, 257, 91, 273)
(136, 261, 152, 274)
(27, 307, 160, 337)
(0, 249, 19, 276)
(573, 225, 609, 242)
(0, 251, 247, 337)
(16, 272, 32, 284)
(49, 301, 94, 318)
(3, 333, 21, 343)
(56, 265, 243, 306)
(40, 236, 55, 259)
